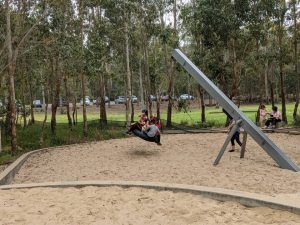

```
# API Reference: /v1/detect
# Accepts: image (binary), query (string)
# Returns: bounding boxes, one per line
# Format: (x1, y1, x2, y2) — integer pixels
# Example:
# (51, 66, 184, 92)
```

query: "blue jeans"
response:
(231, 132, 242, 146)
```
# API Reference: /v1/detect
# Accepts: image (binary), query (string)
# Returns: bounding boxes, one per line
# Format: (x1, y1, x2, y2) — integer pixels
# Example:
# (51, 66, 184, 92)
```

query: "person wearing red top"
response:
(126, 109, 148, 134)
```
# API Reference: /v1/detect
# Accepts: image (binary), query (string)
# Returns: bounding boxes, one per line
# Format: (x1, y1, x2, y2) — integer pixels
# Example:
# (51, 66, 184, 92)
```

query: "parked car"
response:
(33, 100, 42, 108)
(160, 95, 177, 101)
(114, 96, 126, 104)
(80, 96, 91, 106)
(131, 95, 138, 103)
(179, 94, 194, 100)
(93, 96, 109, 105)
(59, 98, 68, 107)
(150, 95, 157, 101)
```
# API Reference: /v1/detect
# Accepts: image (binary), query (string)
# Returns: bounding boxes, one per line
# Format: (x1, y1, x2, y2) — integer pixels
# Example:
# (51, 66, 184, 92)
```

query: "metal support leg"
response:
(240, 131, 248, 158)
(214, 120, 242, 166)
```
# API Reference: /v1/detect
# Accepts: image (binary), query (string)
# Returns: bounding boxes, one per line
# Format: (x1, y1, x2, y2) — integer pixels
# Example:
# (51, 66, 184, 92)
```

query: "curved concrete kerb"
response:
(1, 180, 300, 215)
(0, 143, 91, 185)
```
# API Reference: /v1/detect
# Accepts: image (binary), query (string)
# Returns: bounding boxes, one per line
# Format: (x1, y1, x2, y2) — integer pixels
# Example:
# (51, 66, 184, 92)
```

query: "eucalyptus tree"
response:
(273, 0, 288, 123)
(289, 0, 300, 120)
(85, 3, 111, 125)
(4, 0, 45, 155)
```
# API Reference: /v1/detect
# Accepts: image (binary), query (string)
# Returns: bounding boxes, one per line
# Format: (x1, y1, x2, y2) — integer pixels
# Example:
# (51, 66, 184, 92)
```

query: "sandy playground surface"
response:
(1, 186, 300, 225)
(12, 133, 300, 195)
(1, 133, 300, 224)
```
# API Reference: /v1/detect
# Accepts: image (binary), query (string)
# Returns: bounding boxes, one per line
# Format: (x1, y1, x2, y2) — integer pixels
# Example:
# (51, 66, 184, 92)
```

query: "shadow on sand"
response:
(126, 148, 160, 157)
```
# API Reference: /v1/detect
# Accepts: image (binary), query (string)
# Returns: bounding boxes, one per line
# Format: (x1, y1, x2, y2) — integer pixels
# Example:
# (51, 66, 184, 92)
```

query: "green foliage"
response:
(293, 114, 300, 127)
(0, 120, 127, 165)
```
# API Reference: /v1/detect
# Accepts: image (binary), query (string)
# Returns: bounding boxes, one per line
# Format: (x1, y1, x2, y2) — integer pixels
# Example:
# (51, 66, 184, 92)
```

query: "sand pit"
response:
(1, 186, 300, 225)
(0, 165, 7, 173)
(12, 133, 300, 196)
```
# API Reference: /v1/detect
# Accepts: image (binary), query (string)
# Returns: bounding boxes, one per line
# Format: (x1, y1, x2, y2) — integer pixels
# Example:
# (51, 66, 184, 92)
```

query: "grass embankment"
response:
(0, 121, 126, 165)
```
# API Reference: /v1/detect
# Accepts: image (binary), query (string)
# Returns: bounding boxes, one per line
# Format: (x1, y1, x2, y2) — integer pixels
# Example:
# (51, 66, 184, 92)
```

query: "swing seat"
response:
(132, 129, 156, 143)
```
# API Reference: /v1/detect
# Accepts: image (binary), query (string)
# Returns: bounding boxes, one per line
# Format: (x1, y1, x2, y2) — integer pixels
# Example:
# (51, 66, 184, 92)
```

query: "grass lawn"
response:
(31, 103, 298, 127)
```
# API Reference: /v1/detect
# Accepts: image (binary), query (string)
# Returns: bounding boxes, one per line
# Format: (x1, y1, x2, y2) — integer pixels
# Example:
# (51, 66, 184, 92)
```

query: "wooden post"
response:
(240, 131, 248, 158)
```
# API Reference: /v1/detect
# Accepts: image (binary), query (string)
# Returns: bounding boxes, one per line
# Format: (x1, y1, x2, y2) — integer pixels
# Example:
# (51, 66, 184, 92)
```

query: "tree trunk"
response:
(256, 39, 263, 124)
(198, 85, 206, 125)
(63, 75, 72, 128)
(124, 19, 132, 126)
(99, 73, 107, 125)
(79, 0, 88, 137)
(28, 78, 35, 124)
(279, 28, 287, 123)
(6, 0, 17, 155)
(231, 38, 238, 98)
(21, 71, 27, 127)
(139, 59, 145, 110)
(292, 0, 299, 120)
(264, 60, 269, 104)
(40, 89, 48, 146)
(51, 57, 61, 135)
(72, 96, 77, 125)
(166, 0, 177, 128)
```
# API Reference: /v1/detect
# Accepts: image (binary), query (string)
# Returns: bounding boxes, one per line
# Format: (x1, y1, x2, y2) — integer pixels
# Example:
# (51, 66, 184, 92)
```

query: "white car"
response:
(179, 94, 194, 100)
(131, 95, 138, 103)
(80, 97, 91, 106)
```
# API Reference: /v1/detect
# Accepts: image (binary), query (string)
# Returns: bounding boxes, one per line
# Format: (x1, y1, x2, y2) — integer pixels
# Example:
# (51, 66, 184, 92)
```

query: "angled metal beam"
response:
(172, 49, 299, 172)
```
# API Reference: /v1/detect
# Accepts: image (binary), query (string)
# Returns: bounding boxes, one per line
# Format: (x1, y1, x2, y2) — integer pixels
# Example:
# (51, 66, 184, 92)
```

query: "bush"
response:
(293, 114, 300, 127)
(177, 99, 189, 112)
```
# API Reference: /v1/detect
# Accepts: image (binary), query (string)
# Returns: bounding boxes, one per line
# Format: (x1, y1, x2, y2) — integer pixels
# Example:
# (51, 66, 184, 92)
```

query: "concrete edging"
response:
(0, 143, 85, 185)
(0, 180, 299, 215)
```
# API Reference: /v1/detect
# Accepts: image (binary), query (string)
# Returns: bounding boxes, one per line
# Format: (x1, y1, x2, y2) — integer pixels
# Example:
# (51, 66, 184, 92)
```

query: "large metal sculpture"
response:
(172, 49, 299, 172)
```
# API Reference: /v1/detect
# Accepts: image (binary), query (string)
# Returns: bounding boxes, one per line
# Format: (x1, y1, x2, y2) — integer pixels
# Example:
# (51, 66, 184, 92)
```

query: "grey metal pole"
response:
(172, 49, 299, 171)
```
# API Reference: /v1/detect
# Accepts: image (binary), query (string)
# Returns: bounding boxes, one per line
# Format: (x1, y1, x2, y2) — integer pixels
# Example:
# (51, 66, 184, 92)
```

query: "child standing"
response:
(259, 104, 268, 127)
(228, 118, 243, 152)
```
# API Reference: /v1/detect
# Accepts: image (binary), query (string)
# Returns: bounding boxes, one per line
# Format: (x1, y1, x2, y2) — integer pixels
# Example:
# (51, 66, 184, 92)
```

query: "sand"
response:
(12, 133, 300, 195)
(1, 186, 300, 225)
(0, 164, 7, 173)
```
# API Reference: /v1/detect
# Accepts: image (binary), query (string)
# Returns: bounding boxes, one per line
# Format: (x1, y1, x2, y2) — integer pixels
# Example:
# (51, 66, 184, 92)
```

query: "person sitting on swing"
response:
(126, 109, 148, 134)
(132, 119, 162, 145)
(150, 114, 161, 129)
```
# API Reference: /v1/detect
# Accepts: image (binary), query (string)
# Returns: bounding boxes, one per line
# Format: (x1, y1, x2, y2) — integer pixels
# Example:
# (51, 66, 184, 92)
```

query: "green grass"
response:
(28, 103, 298, 126)
(0, 120, 127, 165)
(159, 103, 297, 127)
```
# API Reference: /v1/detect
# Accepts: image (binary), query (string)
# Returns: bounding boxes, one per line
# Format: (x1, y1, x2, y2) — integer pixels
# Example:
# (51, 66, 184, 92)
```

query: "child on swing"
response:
(126, 109, 149, 134)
